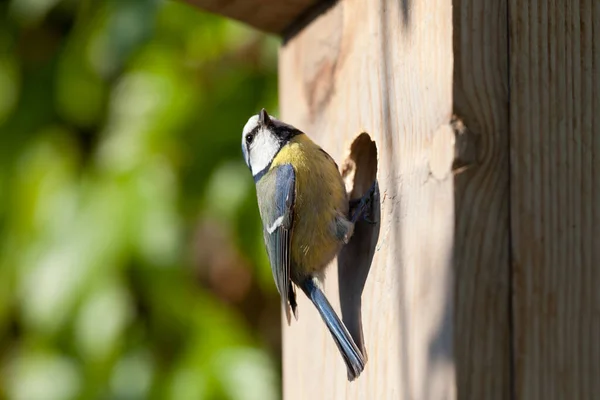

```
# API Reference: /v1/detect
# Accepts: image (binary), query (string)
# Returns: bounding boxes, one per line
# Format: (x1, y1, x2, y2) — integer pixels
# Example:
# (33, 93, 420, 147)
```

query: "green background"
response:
(0, 0, 282, 398)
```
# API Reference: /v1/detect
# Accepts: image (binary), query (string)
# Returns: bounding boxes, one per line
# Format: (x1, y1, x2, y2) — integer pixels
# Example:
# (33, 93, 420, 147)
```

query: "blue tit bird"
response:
(241, 108, 373, 381)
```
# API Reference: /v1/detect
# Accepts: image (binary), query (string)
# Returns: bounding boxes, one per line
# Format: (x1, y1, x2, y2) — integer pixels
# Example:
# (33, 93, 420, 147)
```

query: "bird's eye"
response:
(245, 134, 254, 144)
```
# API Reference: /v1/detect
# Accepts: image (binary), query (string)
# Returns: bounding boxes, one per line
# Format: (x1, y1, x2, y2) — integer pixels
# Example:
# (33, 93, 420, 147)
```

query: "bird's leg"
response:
(349, 181, 378, 224)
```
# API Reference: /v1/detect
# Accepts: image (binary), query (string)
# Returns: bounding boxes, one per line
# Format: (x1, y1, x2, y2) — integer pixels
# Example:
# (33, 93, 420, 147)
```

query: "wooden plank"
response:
(181, 0, 320, 35)
(452, 0, 511, 398)
(278, 0, 456, 398)
(509, 0, 600, 397)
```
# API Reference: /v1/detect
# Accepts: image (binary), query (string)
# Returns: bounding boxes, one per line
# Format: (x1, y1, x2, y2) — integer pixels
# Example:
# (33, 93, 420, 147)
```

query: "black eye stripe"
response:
(245, 124, 301, 149)
(245, 126, 261, 145)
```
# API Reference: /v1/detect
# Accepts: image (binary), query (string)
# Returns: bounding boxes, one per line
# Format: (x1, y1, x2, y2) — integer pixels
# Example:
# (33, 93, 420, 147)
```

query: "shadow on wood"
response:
(451, 0, 511, 398)
(337, 133, 380, 360)
(399, 0, 411, 29)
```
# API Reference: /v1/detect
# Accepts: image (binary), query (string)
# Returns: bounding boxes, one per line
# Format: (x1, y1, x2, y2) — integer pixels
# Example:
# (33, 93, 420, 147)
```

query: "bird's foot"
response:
(349, 181, 378, 225)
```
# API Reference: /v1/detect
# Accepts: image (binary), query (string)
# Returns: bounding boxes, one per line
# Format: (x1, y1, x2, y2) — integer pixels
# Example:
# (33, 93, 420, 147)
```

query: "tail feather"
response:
(301, 278, 366, 381)
(285, 282, 298, 323)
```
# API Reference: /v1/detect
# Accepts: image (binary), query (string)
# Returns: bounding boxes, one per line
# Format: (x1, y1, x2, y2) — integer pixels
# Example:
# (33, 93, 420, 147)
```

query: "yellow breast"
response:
(271, 134, 348, 275)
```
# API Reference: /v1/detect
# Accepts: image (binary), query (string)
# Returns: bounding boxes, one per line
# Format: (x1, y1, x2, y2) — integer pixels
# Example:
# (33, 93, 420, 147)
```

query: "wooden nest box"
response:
(185, 0, 600, 399)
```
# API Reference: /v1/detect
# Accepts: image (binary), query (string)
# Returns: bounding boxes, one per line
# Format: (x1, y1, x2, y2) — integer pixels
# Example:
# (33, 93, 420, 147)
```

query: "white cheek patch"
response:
(249, 128, 280, 176)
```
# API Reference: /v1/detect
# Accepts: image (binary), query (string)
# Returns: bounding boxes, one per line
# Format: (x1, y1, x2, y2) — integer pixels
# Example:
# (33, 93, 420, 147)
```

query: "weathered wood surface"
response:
(452, 0, 511, 398)
(509, 0, 600, 398)
(184, 0, 600, 397)
(181, 0, 319, 34)
(279, 0, 456, 398)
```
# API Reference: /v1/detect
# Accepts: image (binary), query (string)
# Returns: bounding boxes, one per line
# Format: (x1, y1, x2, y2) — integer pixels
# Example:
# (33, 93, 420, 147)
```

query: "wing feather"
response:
(256, 164, 296, 321)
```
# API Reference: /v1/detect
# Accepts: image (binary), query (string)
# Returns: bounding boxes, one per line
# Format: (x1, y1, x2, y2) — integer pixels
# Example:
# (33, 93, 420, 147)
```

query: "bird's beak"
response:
(259, 108, 271, 125)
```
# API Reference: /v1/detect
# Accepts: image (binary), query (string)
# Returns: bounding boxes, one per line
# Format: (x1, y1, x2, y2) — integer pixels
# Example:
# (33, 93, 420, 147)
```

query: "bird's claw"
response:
(349, 181, 378, 224)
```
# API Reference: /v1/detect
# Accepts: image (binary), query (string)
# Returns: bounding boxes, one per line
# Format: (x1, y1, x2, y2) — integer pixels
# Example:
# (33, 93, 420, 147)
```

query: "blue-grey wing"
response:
(256, 164, 297, 321)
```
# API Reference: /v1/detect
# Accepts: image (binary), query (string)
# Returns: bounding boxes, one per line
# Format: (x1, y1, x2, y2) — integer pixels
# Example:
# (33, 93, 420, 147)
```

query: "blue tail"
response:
(301, 278, 366, 380)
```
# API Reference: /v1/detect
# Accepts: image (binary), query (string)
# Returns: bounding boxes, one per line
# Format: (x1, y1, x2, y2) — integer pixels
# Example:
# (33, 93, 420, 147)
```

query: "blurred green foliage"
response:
(0, 0, 282, 399)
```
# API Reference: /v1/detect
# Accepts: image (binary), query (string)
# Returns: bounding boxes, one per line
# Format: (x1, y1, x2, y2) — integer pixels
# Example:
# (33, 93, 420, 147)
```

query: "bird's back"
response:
(271, 133, 349, 279)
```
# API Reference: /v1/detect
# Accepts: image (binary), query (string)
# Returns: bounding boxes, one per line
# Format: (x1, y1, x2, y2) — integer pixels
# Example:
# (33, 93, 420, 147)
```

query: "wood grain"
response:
(278, 0, 456, 398)
(509, 0, 600, 397)
(181, 0, 320, 35)
(452, 0, 511, 399)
